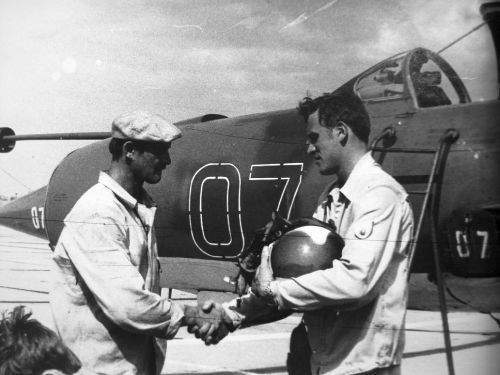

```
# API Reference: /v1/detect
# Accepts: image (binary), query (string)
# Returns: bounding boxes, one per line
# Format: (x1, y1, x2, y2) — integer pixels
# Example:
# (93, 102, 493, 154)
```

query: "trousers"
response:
(286, 322, 401, 375)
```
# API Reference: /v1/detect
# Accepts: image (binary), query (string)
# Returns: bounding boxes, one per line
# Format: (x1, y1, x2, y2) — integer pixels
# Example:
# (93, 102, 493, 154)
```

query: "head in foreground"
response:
(0, 306, 81, 375)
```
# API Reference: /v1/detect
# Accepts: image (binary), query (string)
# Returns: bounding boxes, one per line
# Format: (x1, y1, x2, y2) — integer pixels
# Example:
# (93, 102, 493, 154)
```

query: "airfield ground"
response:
(1, 226, 499, 374)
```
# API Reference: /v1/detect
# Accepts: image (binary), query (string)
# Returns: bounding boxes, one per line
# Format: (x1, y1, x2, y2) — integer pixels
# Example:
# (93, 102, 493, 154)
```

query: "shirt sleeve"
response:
(59, 206, 184, 339)
(274, 186, 411, 311)
(222, 290, 280, 328)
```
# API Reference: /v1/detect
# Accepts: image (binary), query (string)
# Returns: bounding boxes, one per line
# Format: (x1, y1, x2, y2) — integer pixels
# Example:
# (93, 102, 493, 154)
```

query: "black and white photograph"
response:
(1, 1, 499, 374)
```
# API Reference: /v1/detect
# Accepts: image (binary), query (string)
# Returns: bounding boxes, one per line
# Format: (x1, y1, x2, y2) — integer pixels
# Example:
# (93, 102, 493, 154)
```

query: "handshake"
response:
(183, 301, 236, 345)
(182, 244, 278, 345)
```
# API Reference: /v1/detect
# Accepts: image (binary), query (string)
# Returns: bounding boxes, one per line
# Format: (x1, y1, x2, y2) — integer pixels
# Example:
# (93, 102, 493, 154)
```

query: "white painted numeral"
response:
(476, 231, 489, 259)
(31, 206, 45, 230)
(454, 230, 490, 259)
(454, 230, 470, 258)
(249, 163, 303, 219)
(188, 163, 244, 258)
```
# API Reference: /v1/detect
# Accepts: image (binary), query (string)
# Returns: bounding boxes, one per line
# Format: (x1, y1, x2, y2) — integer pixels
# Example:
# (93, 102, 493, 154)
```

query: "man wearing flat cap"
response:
(50, 111, 205, 375)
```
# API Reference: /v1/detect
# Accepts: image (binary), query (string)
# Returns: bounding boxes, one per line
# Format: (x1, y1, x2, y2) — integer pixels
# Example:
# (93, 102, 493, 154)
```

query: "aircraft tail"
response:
(0, 186, 48, 240)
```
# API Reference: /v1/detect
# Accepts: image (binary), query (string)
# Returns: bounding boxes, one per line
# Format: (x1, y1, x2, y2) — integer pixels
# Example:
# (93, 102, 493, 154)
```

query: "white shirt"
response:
(50, 171, 184, 375)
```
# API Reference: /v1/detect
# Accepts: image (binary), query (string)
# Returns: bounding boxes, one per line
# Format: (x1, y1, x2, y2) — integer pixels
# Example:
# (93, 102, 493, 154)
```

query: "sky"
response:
(0, 0, 497, 197)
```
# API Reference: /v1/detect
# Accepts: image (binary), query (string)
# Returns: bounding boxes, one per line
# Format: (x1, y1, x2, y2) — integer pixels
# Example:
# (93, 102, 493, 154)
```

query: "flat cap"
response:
(111, 110, 181, 143)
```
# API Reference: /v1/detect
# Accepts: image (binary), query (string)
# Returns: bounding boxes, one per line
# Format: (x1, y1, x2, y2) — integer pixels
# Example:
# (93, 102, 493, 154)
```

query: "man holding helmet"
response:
(194, 89, 414, 375)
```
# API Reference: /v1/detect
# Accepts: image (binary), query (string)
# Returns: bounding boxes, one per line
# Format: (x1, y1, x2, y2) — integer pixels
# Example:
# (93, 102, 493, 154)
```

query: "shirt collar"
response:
(98, 171, 156, 209)
(339, 152, 377, 202)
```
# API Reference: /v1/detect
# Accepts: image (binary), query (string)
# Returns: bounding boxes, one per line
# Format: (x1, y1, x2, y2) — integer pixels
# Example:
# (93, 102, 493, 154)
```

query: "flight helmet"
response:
(270, 224, 344, 278)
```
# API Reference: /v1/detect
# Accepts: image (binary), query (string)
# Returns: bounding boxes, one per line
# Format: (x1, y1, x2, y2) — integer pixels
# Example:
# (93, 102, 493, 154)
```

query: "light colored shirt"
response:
(50, 171, 184, 375)
(226, 153, 414, 375)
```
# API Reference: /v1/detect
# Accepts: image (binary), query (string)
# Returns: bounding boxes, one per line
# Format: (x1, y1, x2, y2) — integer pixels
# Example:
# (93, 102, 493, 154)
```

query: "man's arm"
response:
(189, 292, 290, 346)
(187, 247, 291, 345)
(223, 291, 291, 328)
(271, 187, 412, 311)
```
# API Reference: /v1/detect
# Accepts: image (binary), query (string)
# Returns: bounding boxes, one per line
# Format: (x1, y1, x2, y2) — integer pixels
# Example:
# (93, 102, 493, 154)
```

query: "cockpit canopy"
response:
(354, 48, 470, 109)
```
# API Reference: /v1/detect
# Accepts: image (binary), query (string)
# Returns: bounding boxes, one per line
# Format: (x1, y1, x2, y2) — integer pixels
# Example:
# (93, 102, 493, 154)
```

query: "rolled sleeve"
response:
(274, 186, 406, 311)
(60, 211, 183, 339)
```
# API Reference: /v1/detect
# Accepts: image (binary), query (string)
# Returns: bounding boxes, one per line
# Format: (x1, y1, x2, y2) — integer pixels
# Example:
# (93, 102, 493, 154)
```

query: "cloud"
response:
(355, 22, 411, 63)
(407, 0, 480, 50)
(280, 0, 339, 32)
(224, 14, 269, 31)
(172, 24, 204, 32)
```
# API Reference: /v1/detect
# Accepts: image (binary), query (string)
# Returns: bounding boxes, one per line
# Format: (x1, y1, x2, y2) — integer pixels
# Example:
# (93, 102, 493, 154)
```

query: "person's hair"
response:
(0, 306, 81, 375)
(297, 88, 371, 143)
(108, 138, 147, 161)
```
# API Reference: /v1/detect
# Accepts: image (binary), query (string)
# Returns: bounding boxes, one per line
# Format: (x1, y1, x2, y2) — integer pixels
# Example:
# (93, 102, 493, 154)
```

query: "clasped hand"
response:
(185, 246, 276, 345)
(184, 301, 234, 345)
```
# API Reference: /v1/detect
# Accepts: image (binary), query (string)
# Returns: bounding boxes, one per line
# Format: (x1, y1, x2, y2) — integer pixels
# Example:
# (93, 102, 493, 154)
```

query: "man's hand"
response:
(236, 212, 291, 296)
(252, 245, 275, 300)
(184, 301, 235, 345)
